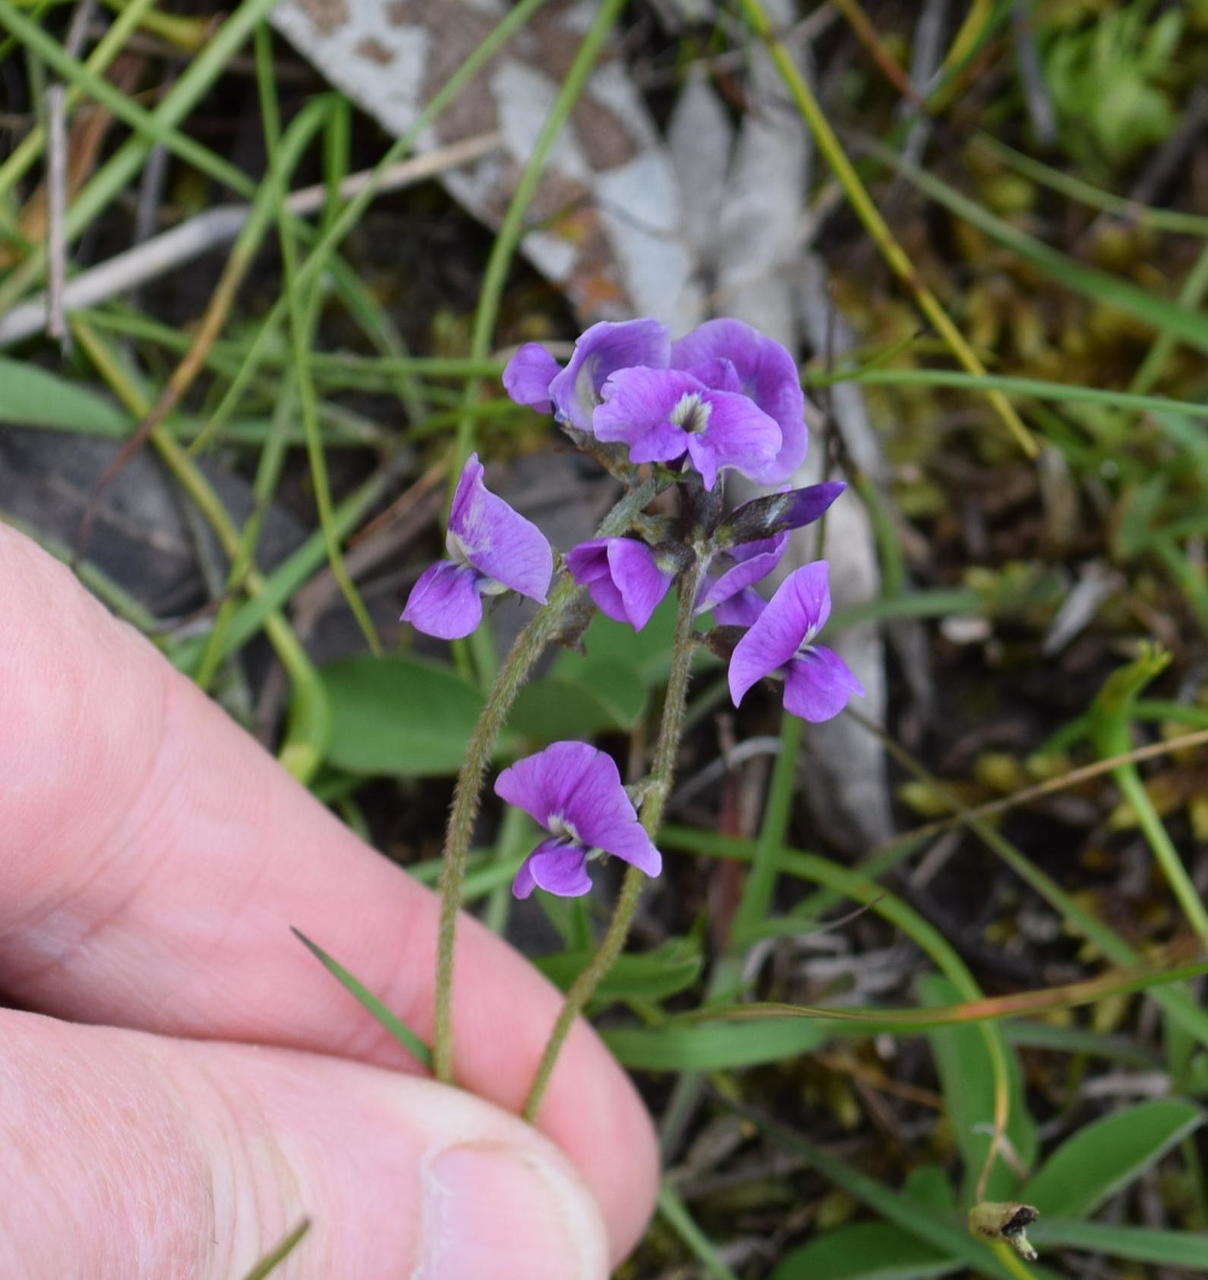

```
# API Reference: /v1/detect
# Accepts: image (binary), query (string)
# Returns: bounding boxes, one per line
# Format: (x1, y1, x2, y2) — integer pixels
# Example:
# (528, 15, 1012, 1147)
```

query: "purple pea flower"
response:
(593, 366, 781, 491)
(697, 480, 847, 622)
(502, 319, 671, 432)
(728, 561, 864, 723)
(672, 318, 808, 484)
(566, 538, 675, 632)
(496, 741, 662, 899)
(696, 534, 788, 619)
(401, 453, 552, 640)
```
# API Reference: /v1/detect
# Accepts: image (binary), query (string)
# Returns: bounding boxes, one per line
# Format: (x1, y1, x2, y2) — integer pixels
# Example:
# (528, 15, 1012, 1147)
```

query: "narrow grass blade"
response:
(240, 1219, 310, 1279)
(735, 0, 1037, 457)
(658, 1181, 740, 1280)
(291, 927, 432, 1069)
(1029, 1219, 1208, 1268)
(868, 141, 1208, 354)
(678, 957, 1208, 1031)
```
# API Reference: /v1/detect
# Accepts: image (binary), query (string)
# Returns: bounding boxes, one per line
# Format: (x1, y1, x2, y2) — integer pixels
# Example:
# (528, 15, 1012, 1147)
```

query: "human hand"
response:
(0, 524, 657, 1277)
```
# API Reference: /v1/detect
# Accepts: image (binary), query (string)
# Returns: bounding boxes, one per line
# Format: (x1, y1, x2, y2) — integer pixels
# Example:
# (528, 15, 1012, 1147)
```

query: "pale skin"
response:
(0, 524, 658, 1278)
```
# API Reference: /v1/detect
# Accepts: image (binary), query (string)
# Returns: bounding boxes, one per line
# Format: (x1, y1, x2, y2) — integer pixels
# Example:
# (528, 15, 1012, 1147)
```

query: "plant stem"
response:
(521, 558, 704, 1121)
(431, 479, 657, 1082)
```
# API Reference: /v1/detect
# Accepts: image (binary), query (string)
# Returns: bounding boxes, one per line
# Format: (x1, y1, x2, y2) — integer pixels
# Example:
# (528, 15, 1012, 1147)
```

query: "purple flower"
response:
(502, 320, 671, 433)
(401, 453, 552, 640)
(566, 538, 675, 632)
(593, 366, 781, 491)
(672, 318, 807, 484)
(696, 534, 788, 619)
(495, 741, 662, 899)
(501, 343, 560, 412)
(728, 561, 864, 723)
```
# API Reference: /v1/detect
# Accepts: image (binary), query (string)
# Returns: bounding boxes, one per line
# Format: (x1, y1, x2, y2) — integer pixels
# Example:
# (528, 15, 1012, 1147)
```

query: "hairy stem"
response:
(521, 557, 705, 1121)
(432, 478, 657, 1082)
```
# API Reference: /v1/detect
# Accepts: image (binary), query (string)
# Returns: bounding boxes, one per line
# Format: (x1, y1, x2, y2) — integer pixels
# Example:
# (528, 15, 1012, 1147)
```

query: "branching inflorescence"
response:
(401, 316, 864, 1098)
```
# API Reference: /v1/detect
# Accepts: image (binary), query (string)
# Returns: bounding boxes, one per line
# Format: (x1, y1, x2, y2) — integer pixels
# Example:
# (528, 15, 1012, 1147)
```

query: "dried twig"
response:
(42, 0, 97, 345)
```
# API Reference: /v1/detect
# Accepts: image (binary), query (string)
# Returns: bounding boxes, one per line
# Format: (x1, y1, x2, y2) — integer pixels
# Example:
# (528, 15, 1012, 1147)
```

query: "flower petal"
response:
(713, 587, 767, 627)
(401, 560, 484, 640)
(502, 343, 561, 411)
(605, 540, 675, 631)
(447, 453, 552, 603)
(513, 838, 594, 899)
(592, 367, 702, 465)
(495, 741, 663, 880)
(548, 319, 671, 432)
(696, 533, 787, 615)
(672, 317, 807, 482)
(567, 539, 675, 631)
(783, 646, 864, 723)
(494, 740, 610, 832)
(727, 561, 832, 705)
(683, 388, 781, 490)
(725, 481, 846, 544)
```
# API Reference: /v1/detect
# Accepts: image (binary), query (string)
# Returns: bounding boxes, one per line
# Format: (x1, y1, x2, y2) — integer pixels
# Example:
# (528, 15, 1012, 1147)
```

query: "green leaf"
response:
(291, 928, 431, 1068)
(509, 674, 632, 742)
(900, 1166, 957, 1214)
(1030, 1219, 1208, 1268)
(318, 655, 490, 776)
(553, 594, 680, 690)
(536, 938, 702, 1003)
(772, 1222, 959, 1280)
(604, 1017, 833, 1071)
(0, 357, 128, 435)
(919, 975, 1037, 1201)
(1025, 1097, 1204, 1217)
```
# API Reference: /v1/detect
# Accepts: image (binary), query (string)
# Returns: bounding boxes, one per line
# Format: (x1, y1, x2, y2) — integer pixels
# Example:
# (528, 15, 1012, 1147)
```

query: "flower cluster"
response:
(401, 317, 864, 898)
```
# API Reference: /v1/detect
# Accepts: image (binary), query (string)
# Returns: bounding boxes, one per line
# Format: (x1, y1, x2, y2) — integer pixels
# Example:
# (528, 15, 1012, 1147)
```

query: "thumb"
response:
(2, 1011, 611, 1279)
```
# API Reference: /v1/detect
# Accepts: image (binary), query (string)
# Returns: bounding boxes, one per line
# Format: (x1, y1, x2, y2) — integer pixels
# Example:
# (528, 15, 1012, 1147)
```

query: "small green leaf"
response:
(0, 357, 129, 435)
(1025, 1098, 1204, 1217)
(536, 938, 702, 1003)
(604, 1017, 832, 1071)
(919, 975, 1037, 1201)
(291, 927, 432, 1069)
(771, 1222, 960, 1280)
(318, 655, 489, 776)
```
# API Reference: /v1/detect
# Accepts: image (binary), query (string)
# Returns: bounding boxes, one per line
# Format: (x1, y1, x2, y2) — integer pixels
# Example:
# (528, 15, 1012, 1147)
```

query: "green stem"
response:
(431, 479, 657, 1082)
(521, 558, 704, 1121)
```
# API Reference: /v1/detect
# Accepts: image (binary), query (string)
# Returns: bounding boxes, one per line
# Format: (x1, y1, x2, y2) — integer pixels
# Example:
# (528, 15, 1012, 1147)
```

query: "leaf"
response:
(553, 594, 681, 691)
(0, 357, 128, 436)
(318, 655, 490, 777)
(604, 1017, 833, 1072)
(919, 975, 1037, 1202)
(772, 1222, 959, 1280)
(1025, 1097, 1204, 1218)
(536, 938, 702, 1003)
(509, 674, 633, 743)
(1030, 1219, 1208, 1268)
(900, 1166, 957, 1214)
(291, 928, 432, 1068)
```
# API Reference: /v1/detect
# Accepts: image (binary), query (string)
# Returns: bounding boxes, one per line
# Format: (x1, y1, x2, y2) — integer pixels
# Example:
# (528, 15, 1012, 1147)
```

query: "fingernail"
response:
(414, 1140, 606, 1280)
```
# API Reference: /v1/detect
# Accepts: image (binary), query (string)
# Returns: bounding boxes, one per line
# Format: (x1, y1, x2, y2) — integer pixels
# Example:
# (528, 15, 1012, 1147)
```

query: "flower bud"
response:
(967, 1201, 1039, 1261)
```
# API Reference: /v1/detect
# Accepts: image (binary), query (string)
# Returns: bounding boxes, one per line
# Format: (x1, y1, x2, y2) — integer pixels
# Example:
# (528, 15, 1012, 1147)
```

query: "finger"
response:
(0, 1009, 610, 1279)
(0, 523, 656, 1259)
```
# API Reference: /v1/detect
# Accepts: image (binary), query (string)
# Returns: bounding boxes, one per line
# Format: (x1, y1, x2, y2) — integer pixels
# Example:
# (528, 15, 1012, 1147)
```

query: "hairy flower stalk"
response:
(432, 479, 658, 1082)
(521, 557, 707, 1121)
